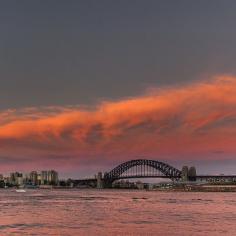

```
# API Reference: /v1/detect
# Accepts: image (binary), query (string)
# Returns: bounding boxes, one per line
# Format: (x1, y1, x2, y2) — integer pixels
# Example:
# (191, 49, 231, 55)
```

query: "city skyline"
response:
(0, 169, 59, 187)
(1, 1, 236, 177)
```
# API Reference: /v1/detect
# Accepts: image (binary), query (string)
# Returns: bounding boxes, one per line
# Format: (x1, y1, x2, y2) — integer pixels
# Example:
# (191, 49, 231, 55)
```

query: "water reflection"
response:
(0, 189, 235, 235)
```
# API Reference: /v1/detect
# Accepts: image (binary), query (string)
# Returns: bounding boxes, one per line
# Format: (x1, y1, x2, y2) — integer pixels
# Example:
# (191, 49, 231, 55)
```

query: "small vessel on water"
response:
(15, 189, 26, 193)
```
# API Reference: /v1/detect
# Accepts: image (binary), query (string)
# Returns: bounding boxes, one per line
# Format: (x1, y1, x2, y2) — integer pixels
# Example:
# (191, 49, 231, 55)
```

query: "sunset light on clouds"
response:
(2, 2, 236, 235)
(1, 75, 236, 174)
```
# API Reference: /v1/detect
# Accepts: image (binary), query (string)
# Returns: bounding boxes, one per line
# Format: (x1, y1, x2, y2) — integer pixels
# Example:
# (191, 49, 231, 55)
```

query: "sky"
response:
(1, 0, 236, 177)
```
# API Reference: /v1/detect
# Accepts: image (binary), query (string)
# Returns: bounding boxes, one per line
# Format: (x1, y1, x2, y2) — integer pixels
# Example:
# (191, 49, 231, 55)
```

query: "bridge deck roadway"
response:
(111, 175, 174, 179)
(196, 175, 236, 178)
(73, 175, 236, 183)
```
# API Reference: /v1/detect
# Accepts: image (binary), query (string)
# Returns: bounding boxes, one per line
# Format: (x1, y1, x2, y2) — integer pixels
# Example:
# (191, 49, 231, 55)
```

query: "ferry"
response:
(15, 189, 26, 193)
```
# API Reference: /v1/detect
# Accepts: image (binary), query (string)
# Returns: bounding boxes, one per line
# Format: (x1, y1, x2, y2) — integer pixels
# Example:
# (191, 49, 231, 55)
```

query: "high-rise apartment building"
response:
(41, 170, 58, 185)
(29, 171, 38, 185)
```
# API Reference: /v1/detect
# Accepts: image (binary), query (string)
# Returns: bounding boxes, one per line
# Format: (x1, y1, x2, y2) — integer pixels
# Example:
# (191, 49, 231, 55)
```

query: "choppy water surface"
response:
(0, 189, 235, 236)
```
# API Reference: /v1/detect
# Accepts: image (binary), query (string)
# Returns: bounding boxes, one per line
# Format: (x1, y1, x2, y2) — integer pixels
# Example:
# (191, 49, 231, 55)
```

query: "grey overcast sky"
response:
(1, 0, 236, 109)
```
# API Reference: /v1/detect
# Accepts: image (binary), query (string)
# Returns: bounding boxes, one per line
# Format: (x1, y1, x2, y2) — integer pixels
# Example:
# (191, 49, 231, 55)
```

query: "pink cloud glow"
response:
(0, 75, 236, 172)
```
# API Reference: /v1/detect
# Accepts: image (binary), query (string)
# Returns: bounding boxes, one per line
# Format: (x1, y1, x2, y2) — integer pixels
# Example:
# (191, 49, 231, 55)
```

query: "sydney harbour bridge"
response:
(73, 159, 236, 188)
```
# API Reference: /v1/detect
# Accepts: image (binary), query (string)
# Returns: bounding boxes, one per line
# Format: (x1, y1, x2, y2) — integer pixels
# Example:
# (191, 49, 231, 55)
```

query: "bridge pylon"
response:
(181, 166, 197, 181)
(96, 172, 104, 188)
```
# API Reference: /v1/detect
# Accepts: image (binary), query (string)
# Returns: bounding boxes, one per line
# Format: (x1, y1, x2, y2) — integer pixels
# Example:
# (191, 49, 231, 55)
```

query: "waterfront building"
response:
(22, 173, 30, 185)
(41, 171, 48, 185)
(29, 171, 38, 185)
(41, 170, 58, 185)
(16, 176, 24, 186)
(47, 170, 58, 185)
(37, 173, 42, 185)
(10, 172, 23, 185)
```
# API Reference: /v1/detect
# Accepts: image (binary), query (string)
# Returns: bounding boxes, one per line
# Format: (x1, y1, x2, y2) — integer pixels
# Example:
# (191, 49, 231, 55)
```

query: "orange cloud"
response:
(1, 75, 236, 169)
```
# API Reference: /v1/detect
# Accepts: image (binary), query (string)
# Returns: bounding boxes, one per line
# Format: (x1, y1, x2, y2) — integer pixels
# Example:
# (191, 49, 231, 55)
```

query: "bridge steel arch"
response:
(104, 159, 182, 185)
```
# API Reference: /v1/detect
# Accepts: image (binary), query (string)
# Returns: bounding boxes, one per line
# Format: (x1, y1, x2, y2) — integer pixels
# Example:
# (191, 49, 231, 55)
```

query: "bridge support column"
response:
(188, 166, 197, 181)
(181, 166, 197, 182)
(181, 166, 189, 181)
(96, 172, 104, 189)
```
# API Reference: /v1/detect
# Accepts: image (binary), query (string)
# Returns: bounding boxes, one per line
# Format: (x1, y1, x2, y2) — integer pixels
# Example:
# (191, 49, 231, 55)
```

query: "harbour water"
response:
(0, 189, 235, 236)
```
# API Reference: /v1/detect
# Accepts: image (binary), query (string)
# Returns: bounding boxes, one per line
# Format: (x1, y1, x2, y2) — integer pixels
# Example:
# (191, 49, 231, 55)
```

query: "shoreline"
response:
(1, 186, 236, 192)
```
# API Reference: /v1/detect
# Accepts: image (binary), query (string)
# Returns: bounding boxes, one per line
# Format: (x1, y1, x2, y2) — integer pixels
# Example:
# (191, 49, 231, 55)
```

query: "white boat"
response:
(16, 189, 26, 193)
